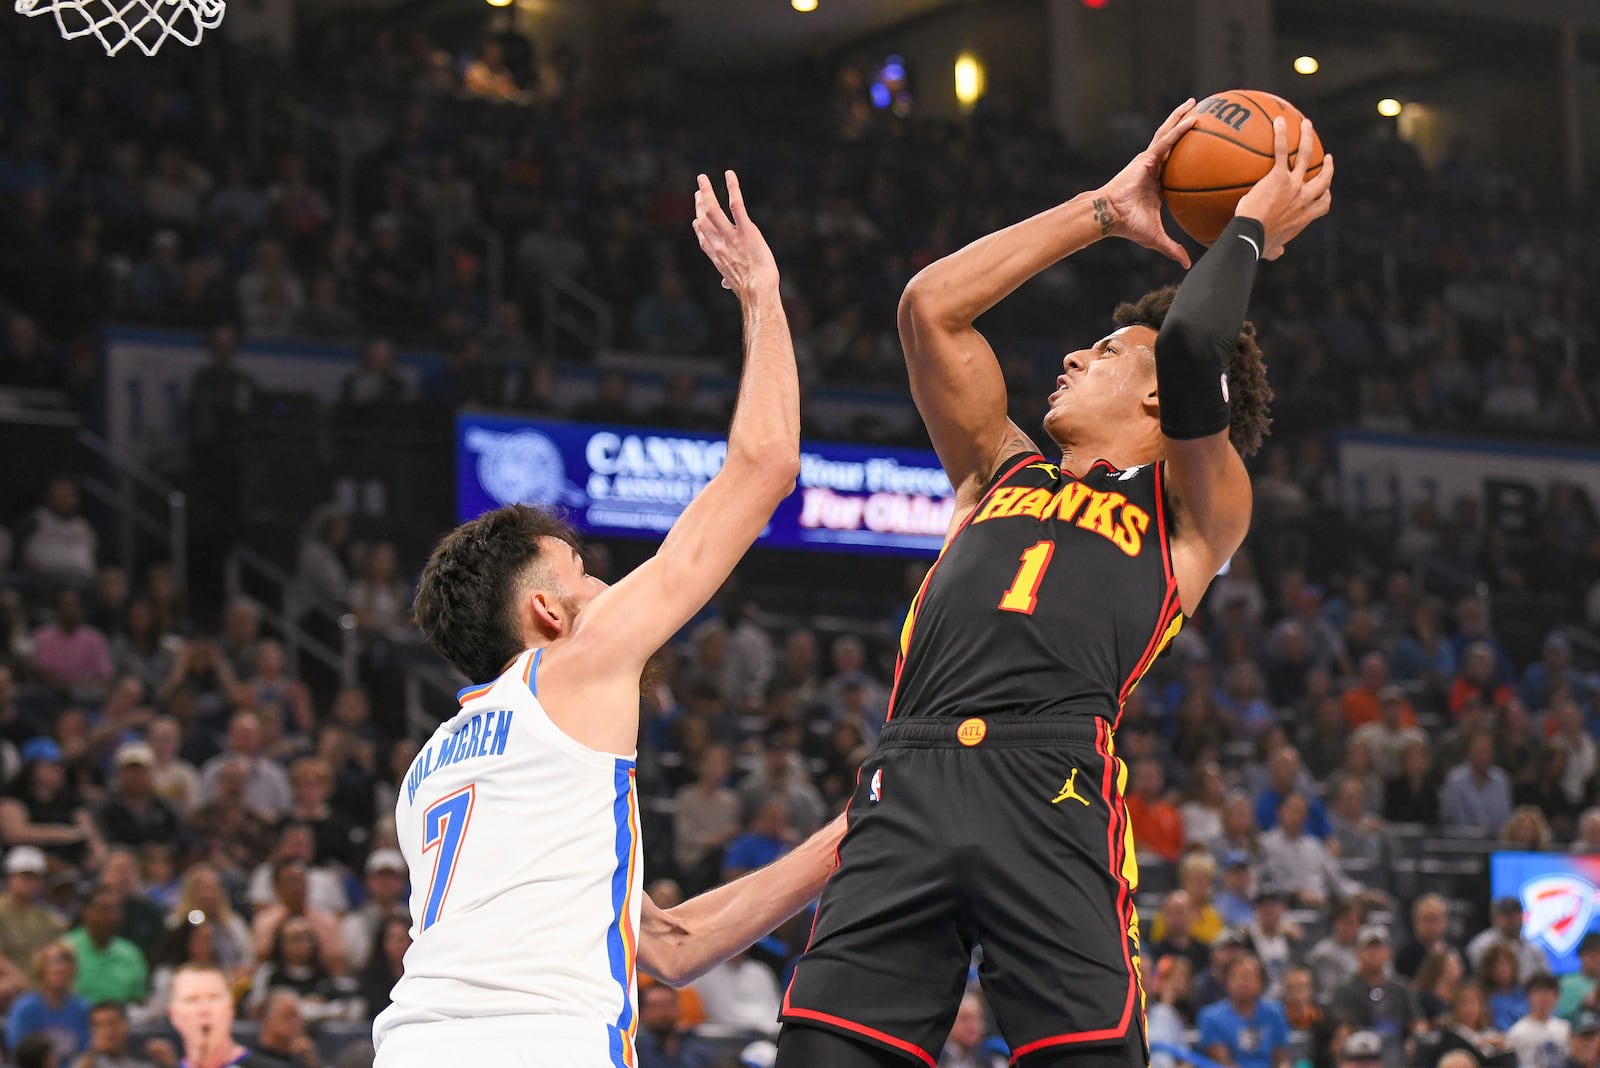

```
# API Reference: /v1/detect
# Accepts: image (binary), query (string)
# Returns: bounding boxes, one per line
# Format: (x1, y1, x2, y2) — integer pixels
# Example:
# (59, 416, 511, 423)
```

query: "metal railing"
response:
(404, 663, 464, 740)
(76, 428, 188, 601)
(223, 545, 359, 689)
(541, 274, 614, 359)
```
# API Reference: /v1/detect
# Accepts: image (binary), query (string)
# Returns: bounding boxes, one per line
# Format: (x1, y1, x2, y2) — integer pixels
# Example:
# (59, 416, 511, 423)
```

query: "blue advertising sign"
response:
(457, 412, 955, 556)
(1490, 851, 1600, 974)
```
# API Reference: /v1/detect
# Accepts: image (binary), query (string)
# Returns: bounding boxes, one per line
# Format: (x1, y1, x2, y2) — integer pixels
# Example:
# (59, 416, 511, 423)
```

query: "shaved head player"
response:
(374, 173, 844, 1068)
(776, 103, 1333, 1067)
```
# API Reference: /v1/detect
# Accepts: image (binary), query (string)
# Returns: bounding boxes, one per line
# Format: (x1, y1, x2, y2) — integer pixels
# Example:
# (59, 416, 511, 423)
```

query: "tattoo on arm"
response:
(1002, 430, 1037, 460)
(1092, 197, 1115, 237)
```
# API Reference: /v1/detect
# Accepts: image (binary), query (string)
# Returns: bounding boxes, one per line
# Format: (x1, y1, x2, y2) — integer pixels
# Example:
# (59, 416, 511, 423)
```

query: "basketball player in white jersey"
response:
(373, 172, 844, 1068)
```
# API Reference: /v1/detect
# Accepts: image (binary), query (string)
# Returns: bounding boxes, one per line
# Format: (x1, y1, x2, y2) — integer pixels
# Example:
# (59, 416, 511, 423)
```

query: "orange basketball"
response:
(1161, 89, 1325, 246)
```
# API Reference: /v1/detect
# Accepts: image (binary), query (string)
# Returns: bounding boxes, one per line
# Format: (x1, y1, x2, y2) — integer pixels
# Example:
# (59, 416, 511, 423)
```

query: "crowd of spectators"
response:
(2, 8, 1599, 439)
(1, 7, 1600, 1068)
(3, 461, 1600, 1068)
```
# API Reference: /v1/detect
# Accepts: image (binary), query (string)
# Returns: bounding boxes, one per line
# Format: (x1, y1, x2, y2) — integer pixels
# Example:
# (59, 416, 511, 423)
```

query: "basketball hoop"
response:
(15, 0, 225, 56)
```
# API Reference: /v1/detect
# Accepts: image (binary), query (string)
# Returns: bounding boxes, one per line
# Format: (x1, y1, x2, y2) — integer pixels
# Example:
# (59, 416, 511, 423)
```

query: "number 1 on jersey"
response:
(420, 784, 475, 932)
(999, 541, 1055, 615)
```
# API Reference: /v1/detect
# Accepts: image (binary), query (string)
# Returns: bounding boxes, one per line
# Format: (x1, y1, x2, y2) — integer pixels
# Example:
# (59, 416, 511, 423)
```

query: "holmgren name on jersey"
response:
(405, 708, 514, 806)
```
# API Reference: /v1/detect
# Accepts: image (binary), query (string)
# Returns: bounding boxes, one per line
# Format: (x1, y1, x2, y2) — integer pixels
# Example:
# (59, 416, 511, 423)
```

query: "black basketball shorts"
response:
(780, 715, 1147, 1066)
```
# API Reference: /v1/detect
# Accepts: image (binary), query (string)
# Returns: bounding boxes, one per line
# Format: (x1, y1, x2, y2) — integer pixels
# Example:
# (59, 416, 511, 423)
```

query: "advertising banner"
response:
(1491, 851, 1600, 974)
(457, 412, 955, 557)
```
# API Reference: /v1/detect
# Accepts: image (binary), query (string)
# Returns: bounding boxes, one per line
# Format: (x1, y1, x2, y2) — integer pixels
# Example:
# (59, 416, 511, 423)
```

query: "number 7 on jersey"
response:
(420, 784, 475, 931)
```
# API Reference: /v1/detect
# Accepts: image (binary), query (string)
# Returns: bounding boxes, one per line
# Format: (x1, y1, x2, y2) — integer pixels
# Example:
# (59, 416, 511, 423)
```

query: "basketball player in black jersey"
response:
(775, 102, 1334, 1067)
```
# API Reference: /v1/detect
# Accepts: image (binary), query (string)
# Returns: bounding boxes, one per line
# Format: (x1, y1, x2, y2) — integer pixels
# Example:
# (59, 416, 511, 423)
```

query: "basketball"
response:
(1161, 89, 1326, 245)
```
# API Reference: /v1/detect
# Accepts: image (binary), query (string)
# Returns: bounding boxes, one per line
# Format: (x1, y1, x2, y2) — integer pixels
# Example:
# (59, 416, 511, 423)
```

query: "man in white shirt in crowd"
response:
(1508, 974, 1570, 1068)
(690, 949, 781, 1039)
(20, 479, 98, 589)
(1260, 793, 1373, 910)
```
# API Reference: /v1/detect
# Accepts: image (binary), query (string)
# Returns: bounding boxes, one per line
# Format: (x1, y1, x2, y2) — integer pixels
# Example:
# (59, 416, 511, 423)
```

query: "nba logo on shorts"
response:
(869, 768, 883, 803)
(1522, 875, 1597, 956)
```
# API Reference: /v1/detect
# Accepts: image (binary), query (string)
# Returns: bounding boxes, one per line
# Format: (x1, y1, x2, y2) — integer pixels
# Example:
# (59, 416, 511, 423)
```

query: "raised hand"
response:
(1098, 98, 1199, 268)
(1234, 116, 1334, 260)
(692, 170, 780, 299)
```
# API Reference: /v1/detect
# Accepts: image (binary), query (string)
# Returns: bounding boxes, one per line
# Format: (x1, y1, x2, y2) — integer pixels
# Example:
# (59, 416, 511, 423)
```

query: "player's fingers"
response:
(1155, 231, 1191, 270)
(1308, 152, 1335, 198)
(696, 172, 734, 236)
(1153, 97, 1197, 144)
(694, 174, 715, 227)
(691, 219, 719, 260)
(1271, 116, 1289, 170)
(1292, 119, 1314, 179)
(725, 170, 749, 226)
(1155, 114, 1199, 155)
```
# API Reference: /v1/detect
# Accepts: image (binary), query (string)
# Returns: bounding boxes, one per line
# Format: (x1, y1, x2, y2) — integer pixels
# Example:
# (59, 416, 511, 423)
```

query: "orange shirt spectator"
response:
(1341, 653, 1416, 730)
(1343, 687, 1418, 731)
(1450, 644, 1513, 717)
(1125, 760, 1185, 863)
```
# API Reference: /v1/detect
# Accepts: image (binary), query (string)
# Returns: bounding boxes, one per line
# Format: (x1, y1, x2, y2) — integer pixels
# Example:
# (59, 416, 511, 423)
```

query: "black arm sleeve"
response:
(1154, 215, 1265, 440)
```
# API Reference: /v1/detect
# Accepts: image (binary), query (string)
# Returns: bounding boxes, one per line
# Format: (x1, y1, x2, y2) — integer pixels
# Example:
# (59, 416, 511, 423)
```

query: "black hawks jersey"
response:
(888, 451, 1184, 727)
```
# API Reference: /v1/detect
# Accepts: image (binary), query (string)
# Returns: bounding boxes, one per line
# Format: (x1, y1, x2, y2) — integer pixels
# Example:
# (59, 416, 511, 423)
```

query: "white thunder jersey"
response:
(374, 647, 643, 1066)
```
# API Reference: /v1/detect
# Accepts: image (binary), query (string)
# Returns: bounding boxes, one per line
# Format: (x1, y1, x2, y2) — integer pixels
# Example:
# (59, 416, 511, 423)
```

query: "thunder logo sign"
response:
(1492, 852, 1600, 974)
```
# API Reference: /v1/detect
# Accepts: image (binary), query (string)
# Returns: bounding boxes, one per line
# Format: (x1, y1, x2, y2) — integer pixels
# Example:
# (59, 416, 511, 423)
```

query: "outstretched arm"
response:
(1164, 117, 1333, 613)
(638, 814, 846, 986)
(899, 101, 1198, 514)
(550, 173, 800, 754)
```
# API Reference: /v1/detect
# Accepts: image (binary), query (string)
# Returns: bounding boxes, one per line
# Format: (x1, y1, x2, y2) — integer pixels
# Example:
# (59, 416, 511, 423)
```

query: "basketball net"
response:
(15, 0, 225, 56)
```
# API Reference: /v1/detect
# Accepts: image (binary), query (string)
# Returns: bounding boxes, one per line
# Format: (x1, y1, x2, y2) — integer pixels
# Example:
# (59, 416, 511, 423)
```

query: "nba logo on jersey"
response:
(869, 768, 883, 803)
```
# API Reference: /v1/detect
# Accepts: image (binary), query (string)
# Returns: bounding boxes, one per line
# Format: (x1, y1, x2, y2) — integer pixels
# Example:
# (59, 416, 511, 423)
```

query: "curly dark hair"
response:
(1112, 285, 1273, 457)
(414, 504, 580, 684)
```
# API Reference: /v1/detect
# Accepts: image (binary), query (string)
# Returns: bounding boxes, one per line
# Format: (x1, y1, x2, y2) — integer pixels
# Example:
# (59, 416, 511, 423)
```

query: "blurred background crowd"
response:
(2, 0, 1600, 1067)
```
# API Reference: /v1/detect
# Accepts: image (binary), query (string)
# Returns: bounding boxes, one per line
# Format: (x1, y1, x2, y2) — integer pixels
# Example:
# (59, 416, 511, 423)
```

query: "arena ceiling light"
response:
(954, 52, 986, 110)
(486, 0, 513, 7)
(1293, 55, 1319, 75)
(792, 0, 819, 11)
(1377, 97, 1403, 117)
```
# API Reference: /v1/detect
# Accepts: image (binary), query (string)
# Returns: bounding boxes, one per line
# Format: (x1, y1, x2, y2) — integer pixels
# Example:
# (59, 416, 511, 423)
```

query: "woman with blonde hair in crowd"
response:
(1500, 806, 1552, 851)
(168, 864, 254, 978)
(1160, 852, 1225, 946)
